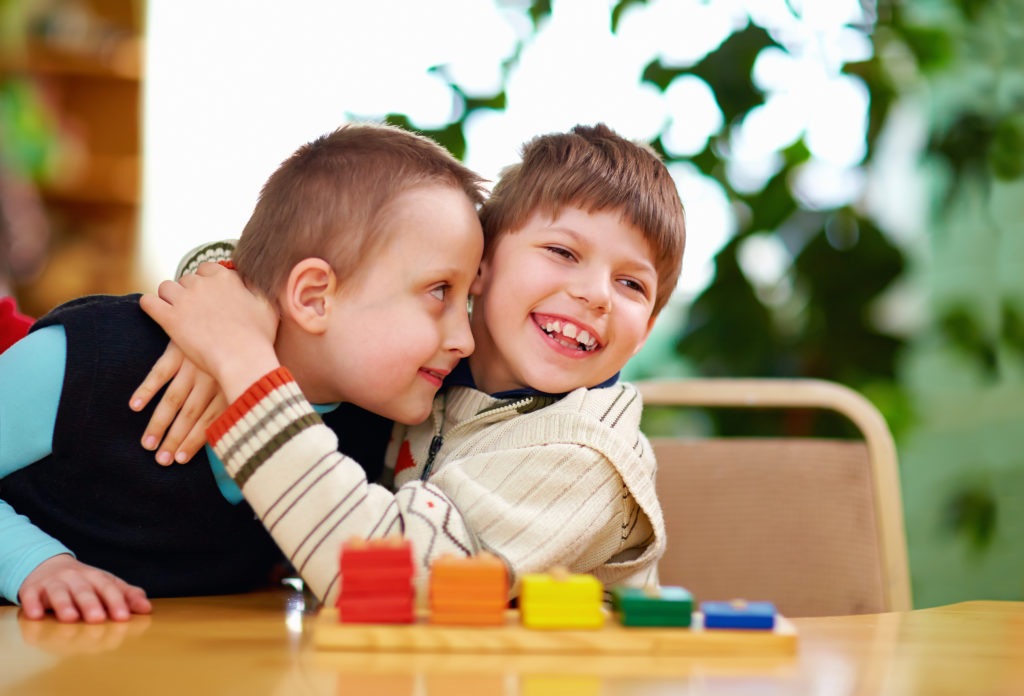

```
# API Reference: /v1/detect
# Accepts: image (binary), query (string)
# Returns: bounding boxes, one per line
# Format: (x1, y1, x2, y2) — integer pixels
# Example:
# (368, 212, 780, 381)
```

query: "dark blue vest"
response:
(0, 294, 391, 597)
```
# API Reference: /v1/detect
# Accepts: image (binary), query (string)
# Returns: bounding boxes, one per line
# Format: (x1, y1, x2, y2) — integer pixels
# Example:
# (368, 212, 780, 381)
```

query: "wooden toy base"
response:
(312, 608, 797, 655)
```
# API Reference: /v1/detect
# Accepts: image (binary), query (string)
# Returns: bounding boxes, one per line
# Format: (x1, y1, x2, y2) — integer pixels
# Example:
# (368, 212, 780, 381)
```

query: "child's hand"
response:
(18, 554, 152, 623)
(129, 342, 227, 465)
(140, 262, 280, 401)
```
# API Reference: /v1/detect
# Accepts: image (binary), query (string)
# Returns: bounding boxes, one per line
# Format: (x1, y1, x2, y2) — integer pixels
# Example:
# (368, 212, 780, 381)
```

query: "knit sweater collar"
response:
(443, 358, 619, 399)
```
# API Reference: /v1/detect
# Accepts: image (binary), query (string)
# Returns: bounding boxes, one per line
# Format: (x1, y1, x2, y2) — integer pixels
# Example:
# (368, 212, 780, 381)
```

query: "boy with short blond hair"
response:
(0, 122, 486, 622)
(141, 123, 685, 602)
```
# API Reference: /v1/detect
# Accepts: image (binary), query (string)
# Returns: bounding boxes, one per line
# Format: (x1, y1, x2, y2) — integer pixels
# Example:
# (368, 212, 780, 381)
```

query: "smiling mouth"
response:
(537, 316, 600, 352)
(418, 367, 450, 387)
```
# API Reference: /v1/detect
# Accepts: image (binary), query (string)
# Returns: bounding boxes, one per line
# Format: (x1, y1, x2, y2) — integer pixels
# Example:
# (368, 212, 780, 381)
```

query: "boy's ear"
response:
(280, 258, 338, 334)
(469, 257, 489, 296)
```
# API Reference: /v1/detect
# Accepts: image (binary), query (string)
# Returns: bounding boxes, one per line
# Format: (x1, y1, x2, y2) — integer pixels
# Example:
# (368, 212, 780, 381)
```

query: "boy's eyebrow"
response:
(422, 264, 474, 279)
(549, 225, 658, 276)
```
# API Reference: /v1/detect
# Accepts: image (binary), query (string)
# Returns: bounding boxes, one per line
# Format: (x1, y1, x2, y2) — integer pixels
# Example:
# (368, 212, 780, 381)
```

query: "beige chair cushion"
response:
(652, 437, 886, 618)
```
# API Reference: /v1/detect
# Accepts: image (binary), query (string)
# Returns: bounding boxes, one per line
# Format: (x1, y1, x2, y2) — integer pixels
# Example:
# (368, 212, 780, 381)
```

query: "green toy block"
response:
(611, 585, 693, 627)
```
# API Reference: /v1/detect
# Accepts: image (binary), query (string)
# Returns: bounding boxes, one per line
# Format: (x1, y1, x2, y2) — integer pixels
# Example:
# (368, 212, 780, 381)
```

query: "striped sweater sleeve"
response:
(206, 367, 478, 605)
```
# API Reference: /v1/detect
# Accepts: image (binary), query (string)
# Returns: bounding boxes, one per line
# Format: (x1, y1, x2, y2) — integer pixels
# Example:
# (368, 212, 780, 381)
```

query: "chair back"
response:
(636, 378, 911, 617)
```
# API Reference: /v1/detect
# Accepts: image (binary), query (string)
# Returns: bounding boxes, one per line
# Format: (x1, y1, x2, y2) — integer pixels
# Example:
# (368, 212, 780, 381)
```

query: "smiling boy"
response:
(139, 124, 686, 602)
(0, 123, 485, 622)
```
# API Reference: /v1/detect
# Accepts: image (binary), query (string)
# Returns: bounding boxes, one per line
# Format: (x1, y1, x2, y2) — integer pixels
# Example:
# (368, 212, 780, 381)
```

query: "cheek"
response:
(620, 310, 653, 352)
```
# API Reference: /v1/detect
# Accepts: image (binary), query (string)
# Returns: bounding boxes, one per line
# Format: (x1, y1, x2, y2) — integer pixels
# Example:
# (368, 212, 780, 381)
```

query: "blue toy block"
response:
(701, 600, 776, 630)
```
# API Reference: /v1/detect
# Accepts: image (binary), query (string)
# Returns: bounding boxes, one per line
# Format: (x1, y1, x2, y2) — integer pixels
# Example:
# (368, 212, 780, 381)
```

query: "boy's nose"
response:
(570, 272, 611, 312)
(444, 307, 475, 357)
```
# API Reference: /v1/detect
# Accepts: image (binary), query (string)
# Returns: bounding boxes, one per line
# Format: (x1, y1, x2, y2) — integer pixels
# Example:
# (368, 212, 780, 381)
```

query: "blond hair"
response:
(234, 122, 486, 298)
(479, 124, 685, 317)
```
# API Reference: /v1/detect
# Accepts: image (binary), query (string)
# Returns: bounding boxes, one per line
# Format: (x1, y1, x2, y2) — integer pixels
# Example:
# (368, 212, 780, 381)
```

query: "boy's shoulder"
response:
(555, 382, 644, 422)
(31, 293, 168, 374)
(443, 382, 646, 449)
(32, 293, 146, 332)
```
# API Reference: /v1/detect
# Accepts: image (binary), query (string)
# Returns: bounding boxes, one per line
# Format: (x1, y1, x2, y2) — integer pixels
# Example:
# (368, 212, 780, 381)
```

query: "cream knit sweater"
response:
(208, 368, 666, 606)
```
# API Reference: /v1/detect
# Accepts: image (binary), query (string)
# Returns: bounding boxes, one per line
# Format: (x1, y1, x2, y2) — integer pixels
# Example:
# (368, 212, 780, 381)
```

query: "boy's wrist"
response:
(211, 346, 281, 402)
(206, 366, 301, 449)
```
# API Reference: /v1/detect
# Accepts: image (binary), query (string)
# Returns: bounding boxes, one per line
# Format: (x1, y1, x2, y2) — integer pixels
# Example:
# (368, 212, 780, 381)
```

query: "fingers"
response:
(139, 290, 172, 330)
(124, 586, 153, 615)
(157, 366, 221, 464)
(141, 358, 224, 464)
(19, 557, 152, 623)
(174, 391, 227, 463)
(53, 574, 134, 624)
(64, 583, 107, 624)
(94, 580, 135, 622)
(194, 260, 229, 277)
(130, 342, 186, 414)
(143, 358, 198, 464)
(18, 585, 47, 621)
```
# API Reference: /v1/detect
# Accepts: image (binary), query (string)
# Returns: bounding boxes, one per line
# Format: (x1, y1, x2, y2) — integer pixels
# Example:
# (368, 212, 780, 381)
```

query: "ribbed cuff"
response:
(206, 366, 295, 445)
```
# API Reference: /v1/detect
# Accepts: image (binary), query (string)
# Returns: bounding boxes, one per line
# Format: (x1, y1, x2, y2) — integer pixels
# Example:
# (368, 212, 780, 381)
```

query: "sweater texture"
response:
(208, 369, 666, 604)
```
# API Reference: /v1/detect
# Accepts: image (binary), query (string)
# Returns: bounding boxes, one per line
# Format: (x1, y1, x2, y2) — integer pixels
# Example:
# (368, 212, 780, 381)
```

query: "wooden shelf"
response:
(2, 39, 142, 81)
(7, 0, 144, 318)
(40, 154, 139, 205)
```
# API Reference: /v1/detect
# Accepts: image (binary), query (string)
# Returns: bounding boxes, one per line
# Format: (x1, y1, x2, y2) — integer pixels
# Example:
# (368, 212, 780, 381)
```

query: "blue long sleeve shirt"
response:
(0, 326, 341, 603)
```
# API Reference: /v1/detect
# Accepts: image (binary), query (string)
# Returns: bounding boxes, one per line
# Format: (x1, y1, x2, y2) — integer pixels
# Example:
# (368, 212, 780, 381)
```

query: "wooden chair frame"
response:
(636, 378, 912, 613)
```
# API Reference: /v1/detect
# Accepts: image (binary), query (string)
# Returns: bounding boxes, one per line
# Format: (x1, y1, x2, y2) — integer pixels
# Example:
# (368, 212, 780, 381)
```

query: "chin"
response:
(389, 404, 433, 426)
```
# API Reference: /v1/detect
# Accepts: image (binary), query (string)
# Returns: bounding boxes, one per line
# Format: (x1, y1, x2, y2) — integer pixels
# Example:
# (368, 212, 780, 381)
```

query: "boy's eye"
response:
(618, 278, 648, 295)
(429, 285, 448, 301)
(545, 245, 576, 261)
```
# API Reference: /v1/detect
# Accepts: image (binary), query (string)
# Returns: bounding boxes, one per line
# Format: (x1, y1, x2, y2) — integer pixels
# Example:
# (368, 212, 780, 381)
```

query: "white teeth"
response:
(540, 317, 599, 350)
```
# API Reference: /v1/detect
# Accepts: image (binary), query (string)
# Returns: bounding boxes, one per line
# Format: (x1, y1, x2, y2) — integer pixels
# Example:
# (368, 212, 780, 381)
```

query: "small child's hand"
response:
(130, 342, 227, 465)
(18, 554, 152, 623)
(140, 262, 280, 402)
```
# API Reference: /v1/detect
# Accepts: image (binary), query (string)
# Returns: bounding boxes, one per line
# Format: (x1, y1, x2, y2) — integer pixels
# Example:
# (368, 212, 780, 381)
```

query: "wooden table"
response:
(1, 591, 1022, 696)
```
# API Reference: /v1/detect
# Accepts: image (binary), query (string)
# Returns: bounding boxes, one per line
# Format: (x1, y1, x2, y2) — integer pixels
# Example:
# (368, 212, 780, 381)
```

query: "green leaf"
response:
(382, 114, 467, 161)
(988, 113, 1024, 181)
(611, 0, 647, 32)
(943, 485, 998, 553)
(686, 24, 779, 124)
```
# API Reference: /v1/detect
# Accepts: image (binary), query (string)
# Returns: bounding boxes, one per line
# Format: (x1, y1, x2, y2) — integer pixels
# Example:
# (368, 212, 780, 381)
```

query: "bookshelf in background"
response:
(2, 0, 143, 318)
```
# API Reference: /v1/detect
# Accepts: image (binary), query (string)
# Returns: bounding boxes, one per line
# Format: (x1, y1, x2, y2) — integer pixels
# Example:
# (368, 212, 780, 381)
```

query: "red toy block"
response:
(337, 537, 416, 624)
(337, 594, 415, 624)
(340, 537, 414, 572)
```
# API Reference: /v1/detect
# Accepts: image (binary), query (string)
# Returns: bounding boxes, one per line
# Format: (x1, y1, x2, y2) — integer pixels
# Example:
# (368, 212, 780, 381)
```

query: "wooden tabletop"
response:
(1, 591, 1022, 696)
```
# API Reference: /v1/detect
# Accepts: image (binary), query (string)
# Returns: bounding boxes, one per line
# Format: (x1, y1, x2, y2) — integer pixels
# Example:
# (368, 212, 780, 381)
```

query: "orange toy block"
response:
(429, 553, 509, 626)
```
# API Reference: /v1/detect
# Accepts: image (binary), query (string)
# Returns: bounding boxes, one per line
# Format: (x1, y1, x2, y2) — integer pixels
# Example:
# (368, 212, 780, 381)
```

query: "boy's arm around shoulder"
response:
(206, 368, 478, 606)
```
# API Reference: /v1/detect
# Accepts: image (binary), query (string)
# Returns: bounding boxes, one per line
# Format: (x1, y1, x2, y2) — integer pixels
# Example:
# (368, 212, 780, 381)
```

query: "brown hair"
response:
(478, 124, 685, 317)
(234, 122, 486, 298)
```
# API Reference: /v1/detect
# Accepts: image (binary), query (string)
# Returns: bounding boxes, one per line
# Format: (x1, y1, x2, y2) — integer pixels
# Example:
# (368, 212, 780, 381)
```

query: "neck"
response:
(466, 310, 505, 394)
(273, 319, 332, 404)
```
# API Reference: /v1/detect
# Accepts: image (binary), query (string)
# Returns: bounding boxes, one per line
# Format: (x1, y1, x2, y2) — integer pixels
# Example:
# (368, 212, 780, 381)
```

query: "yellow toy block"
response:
(520, 569, 604, 629)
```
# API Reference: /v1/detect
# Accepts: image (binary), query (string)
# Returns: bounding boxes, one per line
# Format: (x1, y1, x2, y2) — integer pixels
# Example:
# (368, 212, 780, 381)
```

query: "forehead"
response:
(345, 184, 482, 281)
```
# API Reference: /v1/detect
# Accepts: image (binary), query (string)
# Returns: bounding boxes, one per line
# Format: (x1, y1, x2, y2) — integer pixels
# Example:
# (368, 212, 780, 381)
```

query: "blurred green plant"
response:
(367, 0, 1024, 606)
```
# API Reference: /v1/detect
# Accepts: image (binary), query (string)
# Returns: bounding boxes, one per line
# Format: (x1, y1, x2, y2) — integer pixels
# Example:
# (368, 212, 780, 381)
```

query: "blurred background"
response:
(1, 0, 1021, 608)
